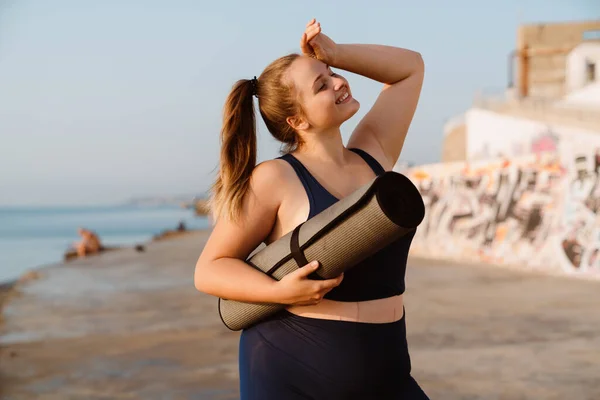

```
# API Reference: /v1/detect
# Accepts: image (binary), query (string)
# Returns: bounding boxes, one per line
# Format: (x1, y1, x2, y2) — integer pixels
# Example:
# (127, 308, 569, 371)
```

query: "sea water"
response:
(0, 205, 209, 282)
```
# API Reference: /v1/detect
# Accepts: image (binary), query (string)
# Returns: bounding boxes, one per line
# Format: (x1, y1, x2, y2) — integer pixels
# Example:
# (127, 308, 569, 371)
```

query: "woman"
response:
(195, 19, 427, 399)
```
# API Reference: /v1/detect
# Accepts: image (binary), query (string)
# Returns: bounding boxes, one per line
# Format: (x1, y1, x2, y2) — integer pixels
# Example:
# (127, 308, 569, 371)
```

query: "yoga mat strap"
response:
(290, 223, 321, 280)
(290, 223, 308, 267)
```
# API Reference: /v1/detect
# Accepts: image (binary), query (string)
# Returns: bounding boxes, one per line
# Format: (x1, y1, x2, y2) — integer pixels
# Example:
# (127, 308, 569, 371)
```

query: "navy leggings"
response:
(239, 310, 430, 400)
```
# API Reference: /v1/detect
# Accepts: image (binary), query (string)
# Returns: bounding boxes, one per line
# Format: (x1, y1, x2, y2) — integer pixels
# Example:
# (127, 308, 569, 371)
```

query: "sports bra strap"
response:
(348, 148, 386, 175)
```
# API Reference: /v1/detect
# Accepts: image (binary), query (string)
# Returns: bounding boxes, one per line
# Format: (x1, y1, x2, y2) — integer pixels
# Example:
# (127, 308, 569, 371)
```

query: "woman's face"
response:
(286, 56, 360, 132)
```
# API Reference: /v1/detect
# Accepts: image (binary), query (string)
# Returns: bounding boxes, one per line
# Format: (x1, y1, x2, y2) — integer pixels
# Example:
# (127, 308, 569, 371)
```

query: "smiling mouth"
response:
(336, 91, 351, 104)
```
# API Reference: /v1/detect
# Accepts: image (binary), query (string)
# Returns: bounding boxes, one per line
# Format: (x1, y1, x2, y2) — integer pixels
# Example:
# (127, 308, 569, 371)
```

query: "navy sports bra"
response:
(278, 148, 416, 302)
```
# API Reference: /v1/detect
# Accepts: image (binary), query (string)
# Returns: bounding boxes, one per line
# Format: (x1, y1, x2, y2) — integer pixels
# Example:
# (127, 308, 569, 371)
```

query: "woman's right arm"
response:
(194, 161, 343, 304)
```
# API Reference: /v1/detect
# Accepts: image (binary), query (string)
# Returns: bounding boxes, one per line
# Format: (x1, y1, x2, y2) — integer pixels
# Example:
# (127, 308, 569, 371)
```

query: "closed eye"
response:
(318, 71, 338, 92)
(317, 70, 339, 92)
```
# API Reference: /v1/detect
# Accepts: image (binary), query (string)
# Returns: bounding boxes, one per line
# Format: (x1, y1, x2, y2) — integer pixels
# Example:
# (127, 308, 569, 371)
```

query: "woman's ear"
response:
(286, 115, 310, 131)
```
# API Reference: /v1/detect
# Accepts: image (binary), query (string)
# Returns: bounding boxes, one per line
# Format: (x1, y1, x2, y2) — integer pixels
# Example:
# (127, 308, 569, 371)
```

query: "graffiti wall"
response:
(407, 148, 600, 278)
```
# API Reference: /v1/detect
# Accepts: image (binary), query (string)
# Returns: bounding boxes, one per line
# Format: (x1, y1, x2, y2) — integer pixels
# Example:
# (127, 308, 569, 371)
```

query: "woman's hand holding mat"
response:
(276, 261, 344, 306)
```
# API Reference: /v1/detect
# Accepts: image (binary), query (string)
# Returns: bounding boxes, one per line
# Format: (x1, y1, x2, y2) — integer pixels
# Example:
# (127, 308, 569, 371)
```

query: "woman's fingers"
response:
(304, 19, 320, 39)
(300, 32, 310, 53)
(320, 275, 343, 291)
(301, 19, 321, 56)
(307, 22, 320, 35)
(306, 26, 321, 44)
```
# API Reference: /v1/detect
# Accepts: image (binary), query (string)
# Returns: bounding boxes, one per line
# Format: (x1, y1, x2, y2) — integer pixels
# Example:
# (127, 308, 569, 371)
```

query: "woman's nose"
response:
(333, 77, 346, 91)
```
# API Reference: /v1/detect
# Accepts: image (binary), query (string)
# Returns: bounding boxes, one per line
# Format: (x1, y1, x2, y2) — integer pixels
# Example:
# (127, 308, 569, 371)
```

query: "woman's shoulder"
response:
(248, 159, 295, 202)
(252, 158, 293, 184)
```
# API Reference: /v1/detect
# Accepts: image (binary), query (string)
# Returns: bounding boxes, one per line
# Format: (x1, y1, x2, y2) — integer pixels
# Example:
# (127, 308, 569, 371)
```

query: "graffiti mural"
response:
(560, 148, 600, 272)
(407, 150, 600, 278)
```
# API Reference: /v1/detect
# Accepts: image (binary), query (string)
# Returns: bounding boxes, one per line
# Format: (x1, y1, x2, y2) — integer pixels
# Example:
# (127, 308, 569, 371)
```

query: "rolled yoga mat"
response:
(218, 171, 425, 331)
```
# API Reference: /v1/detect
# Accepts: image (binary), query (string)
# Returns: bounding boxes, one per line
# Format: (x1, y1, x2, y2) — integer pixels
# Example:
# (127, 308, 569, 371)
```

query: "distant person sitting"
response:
(74, 227, 102, 257)
(177, 220, 187, 232)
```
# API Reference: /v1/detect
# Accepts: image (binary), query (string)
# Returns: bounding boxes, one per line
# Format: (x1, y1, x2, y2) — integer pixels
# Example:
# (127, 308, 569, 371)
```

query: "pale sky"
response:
(1, 0, 597, 206)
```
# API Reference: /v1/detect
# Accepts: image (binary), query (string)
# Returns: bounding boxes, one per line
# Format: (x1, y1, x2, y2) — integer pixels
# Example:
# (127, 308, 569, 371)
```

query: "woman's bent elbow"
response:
(194, 262, 210, 293)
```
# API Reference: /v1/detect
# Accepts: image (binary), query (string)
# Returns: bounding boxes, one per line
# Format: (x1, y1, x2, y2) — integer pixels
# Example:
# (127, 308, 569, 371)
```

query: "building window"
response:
(586, 61, 596, 83)
(583, 30, 600, 41)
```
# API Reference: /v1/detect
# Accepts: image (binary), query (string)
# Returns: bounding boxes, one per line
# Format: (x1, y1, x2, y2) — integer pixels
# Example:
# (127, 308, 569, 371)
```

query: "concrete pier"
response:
(1, 231, 599, 399)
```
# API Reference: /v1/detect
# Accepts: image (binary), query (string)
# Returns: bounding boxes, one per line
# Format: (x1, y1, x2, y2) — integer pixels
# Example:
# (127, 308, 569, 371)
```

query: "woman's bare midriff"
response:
(286, 294, 404, 323)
